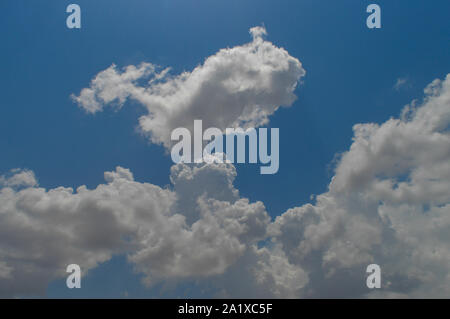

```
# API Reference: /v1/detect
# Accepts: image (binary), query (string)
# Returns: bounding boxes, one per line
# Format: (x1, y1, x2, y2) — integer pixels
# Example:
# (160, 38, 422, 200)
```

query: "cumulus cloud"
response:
(2, 23, 450, 298)
(0, 166, 173, 296)
(0, 161, 280, 297)
(71, 26, 306, 148)
(2, 74, 450, 297)
(270, 74, 450, 297)
(0, 169, 37, 188)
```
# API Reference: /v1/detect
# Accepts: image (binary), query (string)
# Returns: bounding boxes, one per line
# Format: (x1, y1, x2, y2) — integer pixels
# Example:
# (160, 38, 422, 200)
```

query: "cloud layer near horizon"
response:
(1, 73, 450, 298)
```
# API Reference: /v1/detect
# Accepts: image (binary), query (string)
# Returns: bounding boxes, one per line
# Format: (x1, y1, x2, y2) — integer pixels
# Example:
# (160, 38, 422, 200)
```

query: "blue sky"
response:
(1, 0, 449, 298)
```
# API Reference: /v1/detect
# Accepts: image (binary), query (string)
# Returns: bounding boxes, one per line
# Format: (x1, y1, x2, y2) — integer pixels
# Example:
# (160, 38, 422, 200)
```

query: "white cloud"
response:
(271, 74, 450, 297)
(0, 161, 277, 296)
(72, 26, 306, 148)
(0, 166, 173, 296)
(0, 169, 37, 188)
(2, 70, 450, 298)
(2, 24, 450, 297)
(394, 77, 410, 91)
(252, 245, 308, 298)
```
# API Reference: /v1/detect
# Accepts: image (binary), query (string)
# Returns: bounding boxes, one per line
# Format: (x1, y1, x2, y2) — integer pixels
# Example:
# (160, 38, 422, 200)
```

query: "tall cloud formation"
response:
(270, 74, 450, 298)
(72, 26, 306, 148)
(3, 23, 450, 297)
(0, 160, 277, 297)
(1, 74, 450, 298)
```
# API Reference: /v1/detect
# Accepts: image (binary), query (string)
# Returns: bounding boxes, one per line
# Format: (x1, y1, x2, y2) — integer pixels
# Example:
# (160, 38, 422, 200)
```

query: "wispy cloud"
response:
(394, 77, 411, 91)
